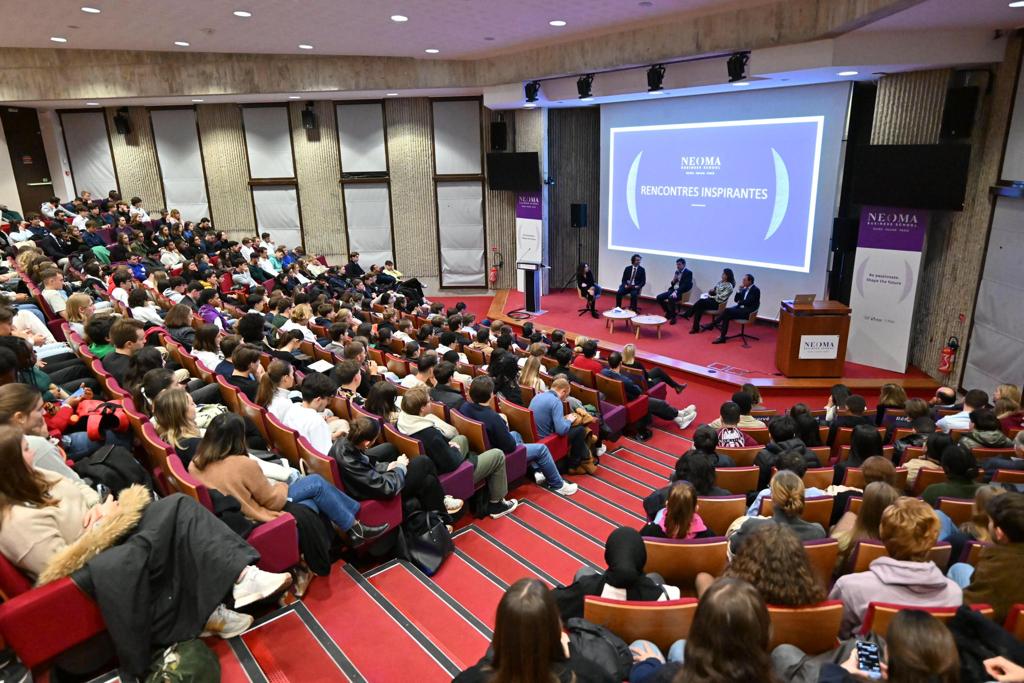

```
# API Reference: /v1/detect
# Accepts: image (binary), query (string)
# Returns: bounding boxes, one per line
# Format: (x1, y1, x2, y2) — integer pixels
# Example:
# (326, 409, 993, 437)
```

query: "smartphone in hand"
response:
(855, 641, 883, 680)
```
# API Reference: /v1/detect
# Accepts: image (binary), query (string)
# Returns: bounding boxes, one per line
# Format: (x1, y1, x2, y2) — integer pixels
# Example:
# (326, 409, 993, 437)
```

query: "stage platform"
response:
(477, 289, 938, 396)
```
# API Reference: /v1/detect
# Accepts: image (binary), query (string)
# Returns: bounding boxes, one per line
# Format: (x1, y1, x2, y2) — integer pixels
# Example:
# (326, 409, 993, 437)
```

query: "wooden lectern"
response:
(775, 300, 851, 378)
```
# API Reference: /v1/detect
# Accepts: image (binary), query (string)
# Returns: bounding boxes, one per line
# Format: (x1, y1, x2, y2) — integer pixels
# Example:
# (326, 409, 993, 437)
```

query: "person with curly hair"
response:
(696, 524, 826, 606)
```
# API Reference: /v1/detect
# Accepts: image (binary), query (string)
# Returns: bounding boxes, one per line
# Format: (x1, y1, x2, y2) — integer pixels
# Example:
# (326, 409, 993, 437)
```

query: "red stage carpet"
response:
(499, 289, 927, 382)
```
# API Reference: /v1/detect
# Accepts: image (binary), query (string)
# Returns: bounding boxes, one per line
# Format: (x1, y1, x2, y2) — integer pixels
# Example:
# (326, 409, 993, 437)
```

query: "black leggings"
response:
(369, 443, 450, 521)
(647, 367, 684, 391)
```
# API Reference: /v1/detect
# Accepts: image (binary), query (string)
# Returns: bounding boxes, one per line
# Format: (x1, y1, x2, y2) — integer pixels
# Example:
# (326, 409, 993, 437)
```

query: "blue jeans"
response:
(948, 562, 975, 589)
(511, 430, 564, 489)
(62, 428, 134, 462)
(936, 509, 958, 541)
(629, 639, 686, 664)
(288, 473, 360, 531)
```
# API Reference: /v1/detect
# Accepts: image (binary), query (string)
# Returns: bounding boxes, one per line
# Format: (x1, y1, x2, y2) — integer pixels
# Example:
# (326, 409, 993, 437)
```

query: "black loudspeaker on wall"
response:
(571, 203, 588, 229)
(490, 122, 507, 151)
(113, 109, 131, 136)
(301, 107, 317, 130)
(940, 86, 979, 140)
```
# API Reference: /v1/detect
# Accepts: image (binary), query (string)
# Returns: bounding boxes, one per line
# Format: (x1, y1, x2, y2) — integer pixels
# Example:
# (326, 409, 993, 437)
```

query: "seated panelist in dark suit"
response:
(705, 273, 760, 344)
(682, 267, 735, 333)
(615, 254, 646, 311)
(656, 258, 693, 324)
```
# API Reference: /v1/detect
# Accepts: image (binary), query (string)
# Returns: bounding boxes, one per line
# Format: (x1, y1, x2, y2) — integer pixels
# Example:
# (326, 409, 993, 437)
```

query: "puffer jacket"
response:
(327, 437, 405, 501)
(958, 429, 1013, 452)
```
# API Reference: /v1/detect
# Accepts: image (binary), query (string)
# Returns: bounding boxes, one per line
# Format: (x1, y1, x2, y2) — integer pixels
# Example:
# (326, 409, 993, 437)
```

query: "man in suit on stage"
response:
(656, 258, 693, 324)
(705, 273, 760, 344)
(615, 254, 646, 312)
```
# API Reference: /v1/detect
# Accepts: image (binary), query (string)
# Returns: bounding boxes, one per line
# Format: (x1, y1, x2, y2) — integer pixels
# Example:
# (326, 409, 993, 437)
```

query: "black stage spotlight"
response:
(524, 81, 541, 103)
(646, 64, 666, 92)
(577, 74, 594, 101)
(727, 52, 750, 82)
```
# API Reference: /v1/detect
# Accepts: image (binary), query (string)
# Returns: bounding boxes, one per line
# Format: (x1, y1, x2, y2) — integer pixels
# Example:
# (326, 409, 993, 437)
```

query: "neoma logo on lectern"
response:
(798, 334, 840, 359)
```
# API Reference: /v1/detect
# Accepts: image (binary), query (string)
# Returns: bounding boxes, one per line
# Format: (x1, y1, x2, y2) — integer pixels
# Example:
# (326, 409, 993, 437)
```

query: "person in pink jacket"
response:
(829, 497, 962, 638)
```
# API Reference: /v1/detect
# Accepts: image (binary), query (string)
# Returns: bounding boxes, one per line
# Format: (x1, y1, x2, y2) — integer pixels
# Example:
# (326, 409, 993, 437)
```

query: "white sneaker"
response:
(595, 444, 607, 458)
(674, 412, 697, 430)
(552, 481, 578, 496)
(443, 495, 465, 514)
(232, 566, 293, 608)
(534, 471, 547, 485)
(201, 604, 253, 639)
(682, 405, 697, 417)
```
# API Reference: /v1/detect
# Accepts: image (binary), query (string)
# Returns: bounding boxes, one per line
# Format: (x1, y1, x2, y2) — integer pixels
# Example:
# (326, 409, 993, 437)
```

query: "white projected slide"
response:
(599, 83, 852, 319)
(608, 116, 823, 273)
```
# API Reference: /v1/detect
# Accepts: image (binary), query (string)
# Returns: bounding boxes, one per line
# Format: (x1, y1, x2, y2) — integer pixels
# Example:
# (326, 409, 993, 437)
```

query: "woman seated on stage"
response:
(620, 344, 686, 394)
(576, 262, 601, 318)
(681, 267, 735, 334)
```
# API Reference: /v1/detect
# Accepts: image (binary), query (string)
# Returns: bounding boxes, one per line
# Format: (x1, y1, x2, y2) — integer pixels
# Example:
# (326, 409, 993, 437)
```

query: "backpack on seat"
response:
(717, 426, 747, 448)
(69, 399, 129, 441)
(565, 617, 633, 682)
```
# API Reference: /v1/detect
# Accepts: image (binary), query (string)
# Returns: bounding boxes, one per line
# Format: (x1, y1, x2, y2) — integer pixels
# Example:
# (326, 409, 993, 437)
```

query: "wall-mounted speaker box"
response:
(301, 108, 317, 130)
(113, 113, 131, 136)
(940, 86, 979, 140)
(490, 122, 507, 151)
(571, 202, 588, 228)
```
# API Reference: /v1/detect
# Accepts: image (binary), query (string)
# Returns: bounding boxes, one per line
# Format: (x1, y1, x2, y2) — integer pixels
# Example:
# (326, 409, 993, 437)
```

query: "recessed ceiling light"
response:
(424, 48, 439, 54)
(524, 103, 537, 108)
(386, 92, 399, 96)
(1010, 1, 1024, 7)
(50, 36, 68, 43)
(390, 14, 408, 22)
(483, 36, 495, 41)
(298, 44, 313, 50)
(191, 99, 204, 102)
(639, 1, 654, 6)
(174, 41, 190, 47)
(549, 19, 567, 27)
(731, 81, 750, 86)
(288, 95, 301, 99)
(80, 6, 100, 13)
(85, 101, 99, 106)
(233, 10, 252, 17)
(837, 70, 859, 76)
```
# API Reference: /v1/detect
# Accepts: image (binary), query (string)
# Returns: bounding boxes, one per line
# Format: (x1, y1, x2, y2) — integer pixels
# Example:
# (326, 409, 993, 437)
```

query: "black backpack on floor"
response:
(73, 444, 153, 495)
(565, 618, 632, 682)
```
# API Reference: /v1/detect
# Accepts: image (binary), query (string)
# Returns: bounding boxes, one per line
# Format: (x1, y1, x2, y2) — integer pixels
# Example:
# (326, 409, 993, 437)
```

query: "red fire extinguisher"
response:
(489, 266, 499, 284)
(938, 336, 960, 375)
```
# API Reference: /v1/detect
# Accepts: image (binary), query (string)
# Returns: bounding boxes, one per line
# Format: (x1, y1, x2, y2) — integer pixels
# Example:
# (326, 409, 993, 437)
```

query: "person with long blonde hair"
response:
(620, 343, 686, 394)
(730, 470, 827, 554)
(831, 481, 901, 573)
(519, 355, 547, 394)
(281, 302, 316, 342)
(153, 387, 204, 466)
(876, 382, 908, 425)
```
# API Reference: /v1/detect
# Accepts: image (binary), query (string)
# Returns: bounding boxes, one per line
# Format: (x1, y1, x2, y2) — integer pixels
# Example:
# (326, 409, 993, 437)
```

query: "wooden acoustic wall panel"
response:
(289, 101, 346, 264)
(870, 69, 950, 145)
(105, 106, 164, 210)
(385, 98, 437, 278)
(905, 38, 1022, 380)
(484, 109, 516, 290)
(196, 104, 256, 239)
(547, 108, 600, 287)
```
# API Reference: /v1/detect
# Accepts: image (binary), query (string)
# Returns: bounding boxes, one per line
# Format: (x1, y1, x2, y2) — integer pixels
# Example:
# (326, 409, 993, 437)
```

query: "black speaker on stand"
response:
(562, 203, 590, 315)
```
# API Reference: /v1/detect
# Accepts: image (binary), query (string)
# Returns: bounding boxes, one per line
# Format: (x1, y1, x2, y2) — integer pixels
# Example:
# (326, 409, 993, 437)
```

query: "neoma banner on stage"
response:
(606, 116, 824, 272)
(846, 206, 929, 373)
(515, 192, 543, 264)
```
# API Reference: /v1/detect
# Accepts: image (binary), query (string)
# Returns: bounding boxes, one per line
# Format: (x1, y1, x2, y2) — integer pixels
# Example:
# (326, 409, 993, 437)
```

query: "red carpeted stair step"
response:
(367, 561, 492, 670)
(557, 486, 646, 527)
(510, 503, 606, 565)
(239, 609, 353, 682)
(460, 519, 596, 586)
(207, 636, 253, 683)
(641, 426, 694, 452)
(429, 552, 508, 629)
(302, 564, 458, 682)
(618, 439, 685, 467)
(588, 466, 653, 499)
(452, 527, 562, 587)
(610, 447, 675, 477)
(600, 451, 668, 486)
(519, 487, 620, 540)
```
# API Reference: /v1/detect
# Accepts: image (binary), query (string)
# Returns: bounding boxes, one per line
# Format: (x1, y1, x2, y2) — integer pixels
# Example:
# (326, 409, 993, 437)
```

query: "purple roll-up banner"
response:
(515, 192, 543, 265)
(846, 206, 930, 373)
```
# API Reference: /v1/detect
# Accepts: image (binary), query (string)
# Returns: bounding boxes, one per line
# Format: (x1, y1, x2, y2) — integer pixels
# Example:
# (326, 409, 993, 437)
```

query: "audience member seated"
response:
(628, 578, 775, 683)
(673, 450, 731, 496)
(714, 401, 758, 447)
(0, 335, 96, 400)
(401, 353, 437, 389)
(430, 361, 465, 410)
(226, 343, 263, 401)
(531, 376, 594, 474)
(921, 444, 981, 508)
(128, 287, 163, 325)
(397, 387, 516, 519)
(753, 415, 816, 490)
(905, 431, 951, 490)
(255, 358, 298, 423)
(830, 481, 901, 573)
(708, 390, 762, 430)
(894, 413, 936, 464)
(554, 527, 681, 621)
(0, 423, 294, 676)
(364, 380, 400, 423)
(164, 303, 196, 348)
(329, 417, 460, 530)
(875, 382, 909, 426)
(747, 450, 827, 518)
(459, 376, 575, 496)
(602, 352, 696, 437)
(639, 481, 713, 540)
(983, 430, 1024, 481)
(936, 388, 989, 433)
(571, 340, 604, 375)
(830, 497, 962, 638)
(282, 372, 346, 454)
(826, 394, 873, 446)
(620, 343, 686, 394)
(732, 469, 827, 554)
(453, 578, 615, 683)
(681, 424, 736, 468)
(153, 387, 205, 466)
(957, 409, 1012, 452)
(697, 524, 826, 606)
(100, 318, 146, 385)
(832, 422, 885, 485)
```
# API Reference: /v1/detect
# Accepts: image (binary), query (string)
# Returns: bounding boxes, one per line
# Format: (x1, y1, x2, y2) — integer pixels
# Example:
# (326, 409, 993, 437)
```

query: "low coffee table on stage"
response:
(603, 308, 636, 333)
(631, 314, 668, 339)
